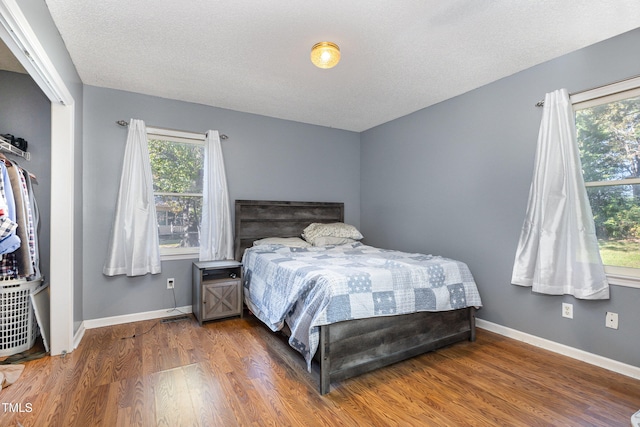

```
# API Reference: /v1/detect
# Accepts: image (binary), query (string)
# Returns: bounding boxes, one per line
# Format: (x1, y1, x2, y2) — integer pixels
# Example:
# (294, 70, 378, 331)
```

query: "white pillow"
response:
(311, 236, 357, 246)
(302, 222, 363, 243)
(253, 237, 311, 248)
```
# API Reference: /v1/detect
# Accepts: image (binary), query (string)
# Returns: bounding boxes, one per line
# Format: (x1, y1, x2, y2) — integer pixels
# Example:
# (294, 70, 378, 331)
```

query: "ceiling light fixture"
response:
(310, 42, 340, 69)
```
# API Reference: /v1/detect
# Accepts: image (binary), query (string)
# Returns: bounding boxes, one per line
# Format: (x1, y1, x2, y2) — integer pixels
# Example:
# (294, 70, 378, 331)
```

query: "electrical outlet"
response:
(605, 312, 619, 329)
(562, 303, 573, 319)
(167, 278, 175, 289)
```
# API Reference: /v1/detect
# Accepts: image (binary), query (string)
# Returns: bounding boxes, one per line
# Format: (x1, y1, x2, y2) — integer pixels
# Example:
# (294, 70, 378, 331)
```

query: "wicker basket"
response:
(0, 280, 41, 357)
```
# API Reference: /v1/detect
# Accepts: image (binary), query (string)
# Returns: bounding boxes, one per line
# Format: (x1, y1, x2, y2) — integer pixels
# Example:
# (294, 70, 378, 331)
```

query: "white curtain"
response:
(512, 89, 609, 299)
(199, 130, 234, 261)
(103, 119, 161, 276)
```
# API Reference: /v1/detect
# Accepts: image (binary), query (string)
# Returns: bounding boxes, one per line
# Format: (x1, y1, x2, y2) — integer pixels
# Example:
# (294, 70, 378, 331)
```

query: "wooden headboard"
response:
(234, 200, 344, 261)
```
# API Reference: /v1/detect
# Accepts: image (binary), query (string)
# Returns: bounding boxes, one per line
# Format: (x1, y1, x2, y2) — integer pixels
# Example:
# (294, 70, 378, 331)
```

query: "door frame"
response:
(0, 0, 76, 355)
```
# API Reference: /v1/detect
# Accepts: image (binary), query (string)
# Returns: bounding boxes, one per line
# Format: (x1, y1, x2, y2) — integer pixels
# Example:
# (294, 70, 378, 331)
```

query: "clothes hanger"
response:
(0, 151, 38, 183)
(0, 152, 13, 167)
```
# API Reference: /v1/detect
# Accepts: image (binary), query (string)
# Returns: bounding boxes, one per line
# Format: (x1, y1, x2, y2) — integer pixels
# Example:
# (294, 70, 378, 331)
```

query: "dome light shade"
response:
(310, 42, 340, 69)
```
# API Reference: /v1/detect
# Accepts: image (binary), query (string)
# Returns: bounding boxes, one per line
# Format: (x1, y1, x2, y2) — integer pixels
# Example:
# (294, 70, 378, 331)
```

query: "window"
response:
(147, 127, 205, 259)
(575, 78, 640, 286)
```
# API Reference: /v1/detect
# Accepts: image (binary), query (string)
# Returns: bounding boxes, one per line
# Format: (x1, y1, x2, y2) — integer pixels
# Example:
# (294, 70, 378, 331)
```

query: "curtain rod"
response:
(534, 73, 640, 107)
(115, 120, 229, 140)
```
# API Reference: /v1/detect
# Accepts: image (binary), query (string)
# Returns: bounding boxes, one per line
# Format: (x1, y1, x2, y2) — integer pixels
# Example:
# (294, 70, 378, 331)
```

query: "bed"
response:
(235, 199, 481, 394)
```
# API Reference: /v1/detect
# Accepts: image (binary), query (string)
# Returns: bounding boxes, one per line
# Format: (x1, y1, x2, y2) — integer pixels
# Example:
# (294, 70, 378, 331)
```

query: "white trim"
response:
(571, 75, 640, 108)
(83, 306, 193, 330)
(147, 126, 205, 143)
(156, 192, 203, 198)
(0, 0, 76, 357)
(161, 252, 199, 261)
(0, 0, 73, 105)
(73, 323, 86, 350)
(585, 177, 640, 187)
(476, 319, 640, 380)
(49, 102, 75, 356)
(605, 272, 640, 289)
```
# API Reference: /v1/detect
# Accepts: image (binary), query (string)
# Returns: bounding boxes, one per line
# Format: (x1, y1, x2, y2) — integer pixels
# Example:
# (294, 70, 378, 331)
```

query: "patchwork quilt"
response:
(242, 242, 482, 369)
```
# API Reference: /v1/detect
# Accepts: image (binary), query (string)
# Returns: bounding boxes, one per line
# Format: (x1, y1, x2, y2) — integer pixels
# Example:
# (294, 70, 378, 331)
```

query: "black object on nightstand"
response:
(192, 260, 243, 325)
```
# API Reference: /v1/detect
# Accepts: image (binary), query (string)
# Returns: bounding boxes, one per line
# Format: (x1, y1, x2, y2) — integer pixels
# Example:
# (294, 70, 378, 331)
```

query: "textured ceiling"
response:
(44, 0, 640, 132)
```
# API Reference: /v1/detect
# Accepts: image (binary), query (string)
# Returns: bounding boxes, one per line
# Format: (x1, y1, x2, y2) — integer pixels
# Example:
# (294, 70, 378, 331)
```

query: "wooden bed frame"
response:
(235, 199, 476, 394)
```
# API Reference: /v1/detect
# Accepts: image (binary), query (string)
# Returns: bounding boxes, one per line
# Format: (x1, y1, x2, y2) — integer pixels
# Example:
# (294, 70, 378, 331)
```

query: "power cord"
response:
(120, 321, 158, 340)
(120, 281, 191, 340)
(167, 284, 190, 316)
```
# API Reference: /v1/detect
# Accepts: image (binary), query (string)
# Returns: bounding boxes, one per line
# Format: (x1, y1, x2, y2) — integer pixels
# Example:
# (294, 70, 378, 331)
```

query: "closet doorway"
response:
(0, 0, 76, 356)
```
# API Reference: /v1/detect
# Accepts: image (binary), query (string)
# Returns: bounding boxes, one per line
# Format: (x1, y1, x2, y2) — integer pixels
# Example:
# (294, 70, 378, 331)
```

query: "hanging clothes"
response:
(0, 162, 19, 255)
(6, 163, 34, 278)
(21, 168, 40, 279)
(0, 160, 19, 279)
(0, 157, 40, 281)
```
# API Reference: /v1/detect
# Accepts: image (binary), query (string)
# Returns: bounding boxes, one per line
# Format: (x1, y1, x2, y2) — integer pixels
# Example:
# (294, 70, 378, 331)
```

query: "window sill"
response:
(606, 273, 640, 289)
(161, 252, 199, 262)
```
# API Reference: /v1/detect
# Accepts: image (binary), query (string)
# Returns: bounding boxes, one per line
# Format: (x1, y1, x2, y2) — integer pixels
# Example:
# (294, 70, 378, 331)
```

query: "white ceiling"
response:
(44, 0, 640, 132)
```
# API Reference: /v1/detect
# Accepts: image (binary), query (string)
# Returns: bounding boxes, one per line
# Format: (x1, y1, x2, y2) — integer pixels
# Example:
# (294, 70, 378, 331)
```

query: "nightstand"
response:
(192, 260, 243, 325)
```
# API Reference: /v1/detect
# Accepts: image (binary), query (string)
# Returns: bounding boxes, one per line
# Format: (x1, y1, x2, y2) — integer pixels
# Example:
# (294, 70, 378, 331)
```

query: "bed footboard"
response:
(318, 307, 476, 394)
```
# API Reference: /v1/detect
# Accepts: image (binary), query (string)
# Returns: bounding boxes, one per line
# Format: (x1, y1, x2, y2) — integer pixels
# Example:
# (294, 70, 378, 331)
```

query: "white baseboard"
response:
(476, 318, 640, 380)
(74, 310, 640, 381)
(73, 323, 85, 350)
(82, 305, 193, 330)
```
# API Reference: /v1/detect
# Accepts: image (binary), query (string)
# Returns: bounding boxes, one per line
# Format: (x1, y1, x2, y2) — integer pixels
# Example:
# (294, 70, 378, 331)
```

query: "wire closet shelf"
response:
(0, 135, 30, 161)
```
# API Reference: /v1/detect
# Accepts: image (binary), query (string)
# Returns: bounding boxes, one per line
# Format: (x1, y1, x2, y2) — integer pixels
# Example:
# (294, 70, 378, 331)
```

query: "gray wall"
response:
(0, 70, 51, 282)
(82, 86, 360, 320)
(361, 28, 640, 368)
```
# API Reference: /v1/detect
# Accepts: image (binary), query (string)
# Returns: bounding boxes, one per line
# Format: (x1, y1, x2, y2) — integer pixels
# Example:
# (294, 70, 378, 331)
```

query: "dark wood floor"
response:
(1, 313, 639, 426)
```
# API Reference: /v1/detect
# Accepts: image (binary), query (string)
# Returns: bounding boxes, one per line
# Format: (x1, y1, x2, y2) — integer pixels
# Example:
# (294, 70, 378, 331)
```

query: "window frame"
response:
(573, 75, 640, 288)
(147, 126, 206, 261)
